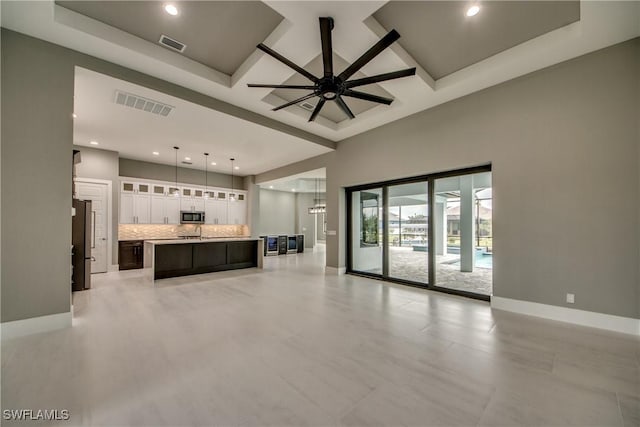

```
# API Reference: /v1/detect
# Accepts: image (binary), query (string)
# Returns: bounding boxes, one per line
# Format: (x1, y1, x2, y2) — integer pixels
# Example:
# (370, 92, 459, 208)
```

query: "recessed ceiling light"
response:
(164, 4, 178, 16)
(89, 141, 99, 145)
(184, 157, 191, 161)
(152, 151, 160, 156)
(269, 186, 274, 189)
(234, 166, 240, 170)
(466, 5, 480, 17)
(291, 189, 296, 192)
(72, 113, 77, 119)
(211, 162, 217, 166)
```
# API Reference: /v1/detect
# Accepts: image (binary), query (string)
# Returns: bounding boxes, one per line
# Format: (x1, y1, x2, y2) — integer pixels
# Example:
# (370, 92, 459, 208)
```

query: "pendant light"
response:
(203, 153, 209, 199)
(229, 158, 236, 202)
(308, 177, 326, 214)
(173, 146, 180, 197)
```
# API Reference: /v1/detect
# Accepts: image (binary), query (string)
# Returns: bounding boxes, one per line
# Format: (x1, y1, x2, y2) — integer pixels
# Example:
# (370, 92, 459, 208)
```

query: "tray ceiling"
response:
(56, 0, 283, 75)
(374, 1, 581, 79)
(2, 1, 638, 143)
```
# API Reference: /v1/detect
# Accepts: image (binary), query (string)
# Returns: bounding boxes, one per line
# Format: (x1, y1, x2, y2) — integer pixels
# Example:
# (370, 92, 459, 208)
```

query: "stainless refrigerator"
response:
(72, 199, 92, 291)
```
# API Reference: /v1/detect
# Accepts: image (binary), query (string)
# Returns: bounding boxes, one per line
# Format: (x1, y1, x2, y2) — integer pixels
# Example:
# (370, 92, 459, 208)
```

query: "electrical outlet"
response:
(566, 293, 575, 304)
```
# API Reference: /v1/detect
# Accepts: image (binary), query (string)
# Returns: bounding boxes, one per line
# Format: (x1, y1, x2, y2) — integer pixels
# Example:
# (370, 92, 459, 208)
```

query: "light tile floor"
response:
(359, 246, 493, 295)
(2, 247, 638, 426)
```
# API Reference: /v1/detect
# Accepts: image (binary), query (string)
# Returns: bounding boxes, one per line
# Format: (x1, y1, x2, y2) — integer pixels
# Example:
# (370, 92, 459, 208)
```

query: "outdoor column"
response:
(459, 175, 476, 272)
(434, 196, 447, 255)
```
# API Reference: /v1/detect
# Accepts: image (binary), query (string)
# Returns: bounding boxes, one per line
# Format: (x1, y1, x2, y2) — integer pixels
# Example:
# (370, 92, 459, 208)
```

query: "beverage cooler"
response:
(287, 235, 298, 254)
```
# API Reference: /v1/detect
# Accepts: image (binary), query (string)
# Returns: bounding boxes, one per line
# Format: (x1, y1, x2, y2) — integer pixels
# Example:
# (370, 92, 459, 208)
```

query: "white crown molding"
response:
(492, 296, 640, 336)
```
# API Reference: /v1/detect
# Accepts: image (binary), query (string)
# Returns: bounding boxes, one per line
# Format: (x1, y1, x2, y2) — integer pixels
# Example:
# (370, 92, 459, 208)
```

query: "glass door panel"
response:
(350, 188, 383, 275)
(433, 172, 492, 296)
(387, 181, 429, 284)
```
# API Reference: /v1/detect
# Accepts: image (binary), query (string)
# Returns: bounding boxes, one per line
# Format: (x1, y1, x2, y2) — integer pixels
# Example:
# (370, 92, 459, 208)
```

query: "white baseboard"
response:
(491, 297, 640, 336)
(1, 311, 72, 341)
(108, 264, 119, 272)
(325, 266, 347, 275)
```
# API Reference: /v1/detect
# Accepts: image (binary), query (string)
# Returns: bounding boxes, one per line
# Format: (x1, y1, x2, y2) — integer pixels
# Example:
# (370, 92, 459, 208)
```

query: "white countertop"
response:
(145, 237, 258, 245)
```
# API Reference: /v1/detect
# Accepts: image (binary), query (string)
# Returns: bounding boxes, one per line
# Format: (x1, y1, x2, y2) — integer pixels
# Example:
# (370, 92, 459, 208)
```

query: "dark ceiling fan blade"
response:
(319, 17, 334, 77)
(257, 43, 319, 83)
(247, 84, 317, 90)
(337, 29, 400, 81)
(272, 93, 317, 111)
(308, 98, 326, 122)
(342, 89, 393, 105)
(345, 68, 416, 89)
(335, 96, 355, 119)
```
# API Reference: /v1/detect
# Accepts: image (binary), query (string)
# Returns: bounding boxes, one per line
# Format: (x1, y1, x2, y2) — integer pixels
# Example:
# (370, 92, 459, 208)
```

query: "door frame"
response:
(346, 164, 492, 301)
(74, 177, 114, 271)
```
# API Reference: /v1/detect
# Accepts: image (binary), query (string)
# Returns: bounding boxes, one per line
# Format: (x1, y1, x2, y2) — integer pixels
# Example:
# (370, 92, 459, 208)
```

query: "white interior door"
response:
(75, 180, 109, 273)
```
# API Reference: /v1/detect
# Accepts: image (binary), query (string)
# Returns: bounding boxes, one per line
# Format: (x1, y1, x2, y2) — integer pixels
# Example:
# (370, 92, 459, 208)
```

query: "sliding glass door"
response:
(433, 172, 492, 296)
(347, 166, 492, 300)
(387, 181, 429, 284)
(350, 188, 383, 275)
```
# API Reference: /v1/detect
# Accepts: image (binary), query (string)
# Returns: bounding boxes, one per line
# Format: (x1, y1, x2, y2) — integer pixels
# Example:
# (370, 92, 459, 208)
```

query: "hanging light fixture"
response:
(173, 146, 180, 197)
(229, 158, 236, 202)
(308, 177, 326, 214)
(203, 152, 209, 198)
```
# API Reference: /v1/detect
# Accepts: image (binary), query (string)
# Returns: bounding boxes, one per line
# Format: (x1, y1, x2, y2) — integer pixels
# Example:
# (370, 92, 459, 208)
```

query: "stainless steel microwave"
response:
(180, 211, 205, 224)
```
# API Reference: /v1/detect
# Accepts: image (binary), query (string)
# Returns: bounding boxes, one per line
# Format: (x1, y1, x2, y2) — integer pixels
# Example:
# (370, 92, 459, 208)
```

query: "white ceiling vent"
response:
(299, 101, 316, 111)
(159, 34, 186, 53)
(114, 91, 174, 117)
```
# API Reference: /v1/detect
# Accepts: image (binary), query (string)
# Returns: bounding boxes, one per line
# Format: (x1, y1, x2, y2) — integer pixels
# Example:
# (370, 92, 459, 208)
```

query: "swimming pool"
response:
(446, 250, 493, 269)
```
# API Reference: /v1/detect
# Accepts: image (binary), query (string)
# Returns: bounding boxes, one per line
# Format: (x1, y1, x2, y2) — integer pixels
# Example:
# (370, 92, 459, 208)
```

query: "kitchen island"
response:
(144, 237, 263, 280)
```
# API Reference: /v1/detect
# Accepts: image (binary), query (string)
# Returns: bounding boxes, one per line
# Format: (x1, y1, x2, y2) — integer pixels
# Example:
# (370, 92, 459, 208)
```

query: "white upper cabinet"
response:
(121, 181, 150, 194)
(151, 195, 181, 224)
(228, 200, 247, 225)
(119, 178, 247, 225)
(165, 197, 181, 224)
(120, 192, 150, 224)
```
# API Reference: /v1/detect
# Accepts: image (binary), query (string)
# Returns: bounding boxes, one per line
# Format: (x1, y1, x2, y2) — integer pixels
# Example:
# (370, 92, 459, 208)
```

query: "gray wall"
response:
(295, 192, 316, 248)
(258, 38, 640, 319)
(119, 158, 245, 190)
(258, 189, 296, 236)
(73, 145, 119, 265)
(1, 30, 74, 322)
(0, 28, 329, 325)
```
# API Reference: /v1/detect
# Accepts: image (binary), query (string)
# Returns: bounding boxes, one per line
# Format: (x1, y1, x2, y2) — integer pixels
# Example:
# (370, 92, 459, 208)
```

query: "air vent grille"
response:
(114, 91, 174, 117)
(299, 101, 316, 111)
(159, 34, 186, 53)
(181, 161, 193, 165)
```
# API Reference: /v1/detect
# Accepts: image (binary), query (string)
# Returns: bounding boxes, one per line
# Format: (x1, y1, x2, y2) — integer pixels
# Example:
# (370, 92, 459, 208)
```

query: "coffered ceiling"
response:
(373, 1, 581, 79)
(56, 1, 283, 76)
(2, 0, 639, 145)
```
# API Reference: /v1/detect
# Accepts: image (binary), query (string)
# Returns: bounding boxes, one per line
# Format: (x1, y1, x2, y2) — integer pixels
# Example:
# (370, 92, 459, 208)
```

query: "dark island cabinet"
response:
(154, 240, 258, 279)
(155, 244, 193, 273)
(193, 243, 227, 269)
(119, 240, 144, 270)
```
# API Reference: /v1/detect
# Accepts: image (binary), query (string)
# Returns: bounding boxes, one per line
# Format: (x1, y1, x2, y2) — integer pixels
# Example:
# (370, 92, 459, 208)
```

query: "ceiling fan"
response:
(248, 17, 416, 122)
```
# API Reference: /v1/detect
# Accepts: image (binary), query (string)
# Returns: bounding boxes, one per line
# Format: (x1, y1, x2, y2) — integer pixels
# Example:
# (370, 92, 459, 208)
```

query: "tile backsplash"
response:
(119, 224, 250, 240)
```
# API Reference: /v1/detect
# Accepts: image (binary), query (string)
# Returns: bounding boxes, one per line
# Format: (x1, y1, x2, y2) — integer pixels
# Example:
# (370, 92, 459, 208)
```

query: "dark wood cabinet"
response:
(155, 244, 193, 273)
(193, 243, 227, 269)
(153, 240, 258, 279)
(119, 240, 144, 270)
